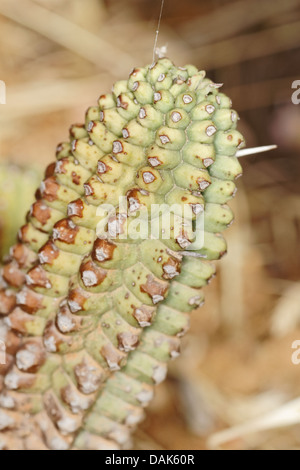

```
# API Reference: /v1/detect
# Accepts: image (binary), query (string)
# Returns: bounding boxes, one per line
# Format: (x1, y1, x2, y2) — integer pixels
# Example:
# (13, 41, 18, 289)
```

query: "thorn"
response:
(236, 145, 277, 158)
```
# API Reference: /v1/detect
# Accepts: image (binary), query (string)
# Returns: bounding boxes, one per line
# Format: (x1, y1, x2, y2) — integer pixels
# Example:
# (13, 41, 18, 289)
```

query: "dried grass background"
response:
(0, 0, 300, 450)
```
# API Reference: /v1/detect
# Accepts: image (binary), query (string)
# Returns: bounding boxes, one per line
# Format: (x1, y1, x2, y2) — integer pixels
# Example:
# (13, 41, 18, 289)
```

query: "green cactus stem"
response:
(0, 58, 245, 450)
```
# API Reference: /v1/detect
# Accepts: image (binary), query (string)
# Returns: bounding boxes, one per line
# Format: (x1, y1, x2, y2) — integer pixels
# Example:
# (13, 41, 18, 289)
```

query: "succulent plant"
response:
(0, 58, 245, 450)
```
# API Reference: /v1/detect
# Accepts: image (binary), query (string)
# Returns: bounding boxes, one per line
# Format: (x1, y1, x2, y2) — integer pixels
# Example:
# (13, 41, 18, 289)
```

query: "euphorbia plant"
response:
(0, 58, 247, 450)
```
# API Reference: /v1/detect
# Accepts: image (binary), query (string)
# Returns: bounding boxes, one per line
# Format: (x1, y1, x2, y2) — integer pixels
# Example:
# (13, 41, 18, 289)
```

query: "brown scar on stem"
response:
(43, 392, 63, 424)
(84, 183, 94, 197)
(87, 121, 97, 133)
(43, 321, 72, 353)
(162, 257, 181, 280)
(176, 230, 192, 249)
(117, 96, 128, 110)
(16, 288, 44, 314)
(52, 219, 79, 245)
(148, 156, 162, 167)
(159, 135, 170, 145)
(61, 384, 92, 414)
(71, 172, 81, 185)
(80, 260, 107, 288)
(97, 161, 109, 175)
(2, 263, 25, 289)
(101, 343, 124, 371)
(30, 201, 52, 227)
(122, 128, 130, 139)
(92, 238, 116, 263)
(117, 332, 140, 353)
(55, 159, 68, 175)
(4, 367, 36, 391)
(112, 141, 124, 155)
(26, 266, 52, 290)
(44, 162, 56, 178)
(140, 275, 168, 304)
(126, 188, 149, 205)
(67, 287, 89, 313)
(74, 358, 104, 395)
(0, 355, 14, 377)
(69, 123, 85, 138)
(16, 340, 46, 374)
(38, 240, 59, 266)
(39, 177, 60, 202)
(0, 290, 16, 315)
(1, 327, 21, 356)
(56, 142, 66, 156)
(133, 305, 155, 327)
(130, 68, 142, 77)
(107, 213, 127, 237)
(10, 244, 35, 268)
(55, 304, 78, 334)
(67, 199, 84, 218)
(5, 308, 36, 336)
(142, 171, 156, 184)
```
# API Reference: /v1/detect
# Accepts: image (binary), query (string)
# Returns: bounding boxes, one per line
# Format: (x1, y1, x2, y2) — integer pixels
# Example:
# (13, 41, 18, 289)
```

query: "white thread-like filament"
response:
(152, 0, 165, 64)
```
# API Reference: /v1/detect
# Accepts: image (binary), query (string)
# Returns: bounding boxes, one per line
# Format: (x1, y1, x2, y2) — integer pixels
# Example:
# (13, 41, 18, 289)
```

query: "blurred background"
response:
(0, 0, 300, 450)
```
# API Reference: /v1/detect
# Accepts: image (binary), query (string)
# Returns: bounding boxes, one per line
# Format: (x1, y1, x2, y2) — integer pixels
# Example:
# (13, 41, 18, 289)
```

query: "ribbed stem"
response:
(0, 58, 245, 450)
